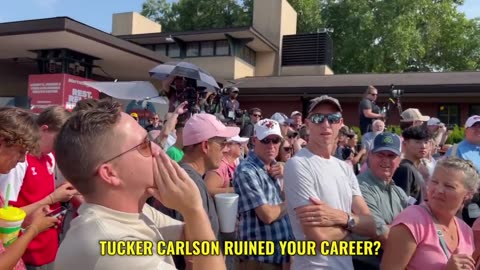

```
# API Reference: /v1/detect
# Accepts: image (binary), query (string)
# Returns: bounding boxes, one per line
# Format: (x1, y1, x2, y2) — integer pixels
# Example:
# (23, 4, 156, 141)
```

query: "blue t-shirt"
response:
(446, 140, 480, 172)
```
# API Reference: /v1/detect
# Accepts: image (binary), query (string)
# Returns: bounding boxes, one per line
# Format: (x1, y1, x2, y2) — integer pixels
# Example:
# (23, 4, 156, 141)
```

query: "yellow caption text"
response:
(98, 240, 381, 256)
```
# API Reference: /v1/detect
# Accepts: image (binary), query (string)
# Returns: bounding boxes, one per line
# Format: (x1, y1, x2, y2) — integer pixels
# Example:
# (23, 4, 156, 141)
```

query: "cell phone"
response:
(47, 207, 67, 218)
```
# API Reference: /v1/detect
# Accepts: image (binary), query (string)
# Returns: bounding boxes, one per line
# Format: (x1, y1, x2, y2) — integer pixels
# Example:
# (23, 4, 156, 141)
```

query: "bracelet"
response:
(22, 225, 39, 236)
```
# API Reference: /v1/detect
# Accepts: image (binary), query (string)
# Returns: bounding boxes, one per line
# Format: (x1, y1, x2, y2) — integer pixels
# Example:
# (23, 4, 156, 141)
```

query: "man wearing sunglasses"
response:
(240, 108, 262, 150)
(54, 103, 226, 270)
(284, 95, 376, 270)
(234, 118, 292, 270)
(359, 85, 383, 135)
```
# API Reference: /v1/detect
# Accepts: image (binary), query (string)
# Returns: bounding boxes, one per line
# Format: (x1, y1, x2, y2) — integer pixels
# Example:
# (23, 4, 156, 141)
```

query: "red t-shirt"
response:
(11, 154, 60, 266)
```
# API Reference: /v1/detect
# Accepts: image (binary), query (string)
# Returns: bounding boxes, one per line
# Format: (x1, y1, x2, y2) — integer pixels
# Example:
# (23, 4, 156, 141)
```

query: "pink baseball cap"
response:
(183, 113, 240, 146)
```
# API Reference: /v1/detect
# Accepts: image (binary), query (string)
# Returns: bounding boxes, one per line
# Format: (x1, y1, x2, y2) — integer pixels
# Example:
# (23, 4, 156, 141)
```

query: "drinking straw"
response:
(4, 184, 10, 208)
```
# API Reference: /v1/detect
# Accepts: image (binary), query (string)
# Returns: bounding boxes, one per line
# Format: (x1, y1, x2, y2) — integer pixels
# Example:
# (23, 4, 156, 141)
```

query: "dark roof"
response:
(234, 71, 480, 96)
(118, 26, 278, 52)
(0, 17, 169, 63)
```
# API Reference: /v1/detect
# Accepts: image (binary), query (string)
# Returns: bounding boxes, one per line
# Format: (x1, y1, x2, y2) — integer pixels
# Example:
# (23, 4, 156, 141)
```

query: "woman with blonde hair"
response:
(381, 157, 480, 270)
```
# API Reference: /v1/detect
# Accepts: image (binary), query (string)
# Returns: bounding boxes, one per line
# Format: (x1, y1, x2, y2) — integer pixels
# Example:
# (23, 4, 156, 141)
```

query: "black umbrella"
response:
(149, 61, 220, 90)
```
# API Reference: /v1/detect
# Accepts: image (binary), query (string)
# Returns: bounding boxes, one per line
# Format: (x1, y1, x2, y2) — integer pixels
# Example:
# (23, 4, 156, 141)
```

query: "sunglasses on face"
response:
(308, 112, 342, 125)
(283, 147, 293, 152)
(209, 138, 228, 148)
(252, 114, 261, 117)
(260, 137, 281, 145)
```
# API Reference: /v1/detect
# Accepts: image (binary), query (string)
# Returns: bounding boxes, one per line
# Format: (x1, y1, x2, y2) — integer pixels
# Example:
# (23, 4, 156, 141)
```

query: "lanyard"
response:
(420, 204, 451, 259)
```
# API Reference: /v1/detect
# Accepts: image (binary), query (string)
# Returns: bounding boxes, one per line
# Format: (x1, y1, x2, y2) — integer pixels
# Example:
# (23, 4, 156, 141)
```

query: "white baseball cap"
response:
(227, 135, 249, 144)
(290, 111, 302, 117)
(255, 119, 283, 140)
(427, 117, 442, 126)
(466, 115, 480, 128)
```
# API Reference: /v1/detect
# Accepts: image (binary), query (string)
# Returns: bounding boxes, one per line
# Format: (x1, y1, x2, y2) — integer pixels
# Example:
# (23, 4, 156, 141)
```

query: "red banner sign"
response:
(28, 74, 99, 113)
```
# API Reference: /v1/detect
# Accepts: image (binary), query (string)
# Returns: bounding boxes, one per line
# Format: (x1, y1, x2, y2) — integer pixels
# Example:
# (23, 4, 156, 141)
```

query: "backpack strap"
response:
(451, 143, 459, 158)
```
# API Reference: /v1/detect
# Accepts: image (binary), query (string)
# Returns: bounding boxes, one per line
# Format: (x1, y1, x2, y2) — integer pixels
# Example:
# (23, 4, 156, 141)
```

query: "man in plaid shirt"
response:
(234, 118, 292, 270)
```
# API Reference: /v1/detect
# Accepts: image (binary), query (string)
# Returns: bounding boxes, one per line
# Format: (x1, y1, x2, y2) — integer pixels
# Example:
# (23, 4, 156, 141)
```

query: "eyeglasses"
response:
(101, 136, 152, 165)
(209, 137, 228, 148)
(260, 137, 282, 145)
(370, 93, 378, 96)
(308, 112, 342, 125)
(253, 114, 261, 117)
(283, 147, 293, 152)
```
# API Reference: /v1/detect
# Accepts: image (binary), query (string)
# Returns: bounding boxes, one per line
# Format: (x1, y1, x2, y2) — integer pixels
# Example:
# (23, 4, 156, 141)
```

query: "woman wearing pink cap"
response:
(204, 135, 249, 196)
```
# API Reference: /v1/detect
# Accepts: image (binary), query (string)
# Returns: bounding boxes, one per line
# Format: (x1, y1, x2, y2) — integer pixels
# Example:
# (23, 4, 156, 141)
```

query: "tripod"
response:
(384, 96, 403, 126)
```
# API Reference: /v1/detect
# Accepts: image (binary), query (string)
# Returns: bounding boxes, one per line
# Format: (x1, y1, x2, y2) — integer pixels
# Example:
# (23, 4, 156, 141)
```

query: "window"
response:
(470, 105, 480, 116)
(200, 41, 214, 56)
(186, 42, 199, 57)
(438, 104, 460, 126)
(238, 46, 256, 66)
(215, 40, 230, 56)
(154, 44, 166, 56)
(167, 44, 180, 58)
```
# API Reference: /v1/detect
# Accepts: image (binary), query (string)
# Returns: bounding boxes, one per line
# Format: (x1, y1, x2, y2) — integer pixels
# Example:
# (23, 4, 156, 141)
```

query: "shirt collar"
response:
(365, 169, 393, 191)
(247, 151, 268, 169)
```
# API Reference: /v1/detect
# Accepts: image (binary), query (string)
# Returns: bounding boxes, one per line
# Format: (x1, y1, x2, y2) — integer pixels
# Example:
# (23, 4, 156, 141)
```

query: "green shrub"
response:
(387, 125, 402, 136)
(445, 125, 464, 144)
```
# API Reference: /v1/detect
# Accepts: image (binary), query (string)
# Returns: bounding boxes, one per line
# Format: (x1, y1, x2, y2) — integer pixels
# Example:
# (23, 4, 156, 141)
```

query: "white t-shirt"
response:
(0, 161, 28, 201)
(54, 203, 183, 270)
(284, 148, 362, 270)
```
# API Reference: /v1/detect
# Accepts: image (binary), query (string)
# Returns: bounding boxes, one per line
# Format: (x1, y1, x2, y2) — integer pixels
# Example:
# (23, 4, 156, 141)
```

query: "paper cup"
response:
(214, 193, 239, 233)
(0, 206, 26, 247)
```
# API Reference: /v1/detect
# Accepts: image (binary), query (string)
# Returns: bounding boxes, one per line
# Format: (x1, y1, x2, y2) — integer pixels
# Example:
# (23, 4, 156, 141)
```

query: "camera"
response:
(390, 84, 404, 98)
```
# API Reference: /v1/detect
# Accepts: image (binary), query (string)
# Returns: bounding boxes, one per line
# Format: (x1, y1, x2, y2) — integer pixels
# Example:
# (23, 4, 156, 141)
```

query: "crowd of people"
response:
(0, 84, 479, 270)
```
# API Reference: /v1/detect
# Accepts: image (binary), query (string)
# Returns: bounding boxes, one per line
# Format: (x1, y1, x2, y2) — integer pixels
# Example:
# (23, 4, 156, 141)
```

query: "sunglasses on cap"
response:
(308, 112, 342, 125)
(260, 137, 282, 145)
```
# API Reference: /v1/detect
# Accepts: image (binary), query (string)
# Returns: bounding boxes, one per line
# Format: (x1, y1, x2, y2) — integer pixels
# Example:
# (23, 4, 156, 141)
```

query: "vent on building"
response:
(281, 33, 333, 67)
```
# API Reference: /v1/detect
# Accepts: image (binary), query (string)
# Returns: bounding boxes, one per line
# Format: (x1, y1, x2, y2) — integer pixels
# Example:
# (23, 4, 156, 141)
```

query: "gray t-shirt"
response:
(179, 163, 220, 238)
(284, 148, 362, 270)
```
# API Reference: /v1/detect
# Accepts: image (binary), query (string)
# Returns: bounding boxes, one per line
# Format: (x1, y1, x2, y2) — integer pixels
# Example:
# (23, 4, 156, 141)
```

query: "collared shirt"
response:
(446, 139, 480, 172)
(234, 151, 292, 264)
(353, 169, 408, 268)
(358, 169, 408, 237)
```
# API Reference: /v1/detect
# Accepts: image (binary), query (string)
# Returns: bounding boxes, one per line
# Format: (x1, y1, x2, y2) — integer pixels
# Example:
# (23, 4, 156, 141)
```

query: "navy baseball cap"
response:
(371, 133, 401, 156)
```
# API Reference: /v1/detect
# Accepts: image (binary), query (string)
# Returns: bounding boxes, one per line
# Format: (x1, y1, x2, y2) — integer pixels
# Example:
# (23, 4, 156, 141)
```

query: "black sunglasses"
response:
(260, 137, 282, 145)
(308, 112, 342, 125)
(283, 147, 293, 152)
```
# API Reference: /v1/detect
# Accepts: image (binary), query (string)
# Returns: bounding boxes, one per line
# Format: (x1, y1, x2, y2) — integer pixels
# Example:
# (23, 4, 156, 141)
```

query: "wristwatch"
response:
(346, 213, 356, 231)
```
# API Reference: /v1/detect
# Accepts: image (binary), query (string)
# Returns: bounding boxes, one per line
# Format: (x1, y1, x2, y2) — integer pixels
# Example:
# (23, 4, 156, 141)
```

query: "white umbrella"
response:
(83, 81, 168, 104)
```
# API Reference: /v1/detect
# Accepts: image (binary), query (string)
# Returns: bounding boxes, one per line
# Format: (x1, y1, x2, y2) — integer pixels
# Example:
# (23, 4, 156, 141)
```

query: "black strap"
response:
(420, 204, 451, 259)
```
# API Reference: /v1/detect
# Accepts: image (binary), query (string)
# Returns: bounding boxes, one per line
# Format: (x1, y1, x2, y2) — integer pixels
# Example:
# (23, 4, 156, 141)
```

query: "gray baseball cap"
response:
(308, 95, 342, 114)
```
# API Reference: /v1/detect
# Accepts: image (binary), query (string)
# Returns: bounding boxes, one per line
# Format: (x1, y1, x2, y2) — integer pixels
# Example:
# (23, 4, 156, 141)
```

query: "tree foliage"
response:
(141, 0, 480, 73)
